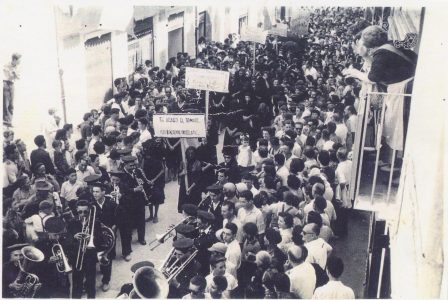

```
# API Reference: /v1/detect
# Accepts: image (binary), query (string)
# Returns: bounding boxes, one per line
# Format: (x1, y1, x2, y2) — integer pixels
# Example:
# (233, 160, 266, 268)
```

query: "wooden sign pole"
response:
(180, 138, 189, 190)
(205, 90, 210, 127)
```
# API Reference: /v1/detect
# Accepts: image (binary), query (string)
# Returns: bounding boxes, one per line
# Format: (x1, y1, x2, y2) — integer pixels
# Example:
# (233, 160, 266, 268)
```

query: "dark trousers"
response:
(100, 263, 111, 284)
(120, 223, 132, 256)
(132, 203, 146, 241)
(72, 251, 97, 298)
(3, 81, 14, 124)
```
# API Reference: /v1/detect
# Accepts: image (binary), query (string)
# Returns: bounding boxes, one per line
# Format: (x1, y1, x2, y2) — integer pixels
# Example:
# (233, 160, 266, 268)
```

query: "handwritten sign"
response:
(269, 23, 288, 37)
(185, 68, 229, 93)
(153, 114, 206, 138)
(240, 26, 268, 44)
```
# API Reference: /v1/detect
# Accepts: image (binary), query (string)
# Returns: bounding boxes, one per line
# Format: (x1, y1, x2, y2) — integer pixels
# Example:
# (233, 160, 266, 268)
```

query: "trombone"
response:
(75, 206, 96, 271)
(148, 216, 195, 251)
(159, 247, 199, 283)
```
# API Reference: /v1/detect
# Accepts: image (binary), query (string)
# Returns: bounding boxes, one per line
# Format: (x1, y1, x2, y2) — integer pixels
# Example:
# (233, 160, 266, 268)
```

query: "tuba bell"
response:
(12, 246, 45, 298)
(119, 266, 169, 299)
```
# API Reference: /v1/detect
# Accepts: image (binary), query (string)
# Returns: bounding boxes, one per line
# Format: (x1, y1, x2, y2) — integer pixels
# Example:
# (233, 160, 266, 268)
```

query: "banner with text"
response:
(185, 67, 230, 93)
(153, 114, 206, 138)
(240, 26, 268, 44)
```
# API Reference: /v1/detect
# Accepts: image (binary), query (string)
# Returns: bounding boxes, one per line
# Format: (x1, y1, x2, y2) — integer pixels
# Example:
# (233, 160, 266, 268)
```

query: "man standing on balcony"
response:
(3, 53, 21, 126)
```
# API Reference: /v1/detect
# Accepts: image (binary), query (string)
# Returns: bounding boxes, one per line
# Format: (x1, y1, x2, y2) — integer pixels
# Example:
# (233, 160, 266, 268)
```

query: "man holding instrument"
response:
(66, 200, 100, 298)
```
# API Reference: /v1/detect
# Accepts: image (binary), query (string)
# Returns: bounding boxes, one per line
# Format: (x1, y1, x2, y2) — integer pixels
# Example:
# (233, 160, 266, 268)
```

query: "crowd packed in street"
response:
(3, 6, 416, 299)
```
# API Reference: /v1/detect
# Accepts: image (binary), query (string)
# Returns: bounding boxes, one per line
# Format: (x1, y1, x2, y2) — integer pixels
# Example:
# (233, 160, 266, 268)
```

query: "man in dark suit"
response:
(198, 184, 224, 231)
(91, 182, 119, 292)
(30, 135, 55, 175)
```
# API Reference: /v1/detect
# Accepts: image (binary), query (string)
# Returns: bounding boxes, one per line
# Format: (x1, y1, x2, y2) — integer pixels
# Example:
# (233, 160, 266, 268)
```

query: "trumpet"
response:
(76, 206, 96, 271)
(148, 216, 196, 251)
(52, 242, 72, 273)
(12, 246, 45, 298)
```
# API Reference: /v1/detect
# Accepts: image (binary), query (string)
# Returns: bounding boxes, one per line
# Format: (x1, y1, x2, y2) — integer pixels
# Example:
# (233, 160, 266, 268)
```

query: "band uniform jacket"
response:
(167, 258, 201, 299)
(65, 218, 103, 266)
(93, 196, 118, 229)
(198, 197, 224, 232)
(120, 171, 148, 208)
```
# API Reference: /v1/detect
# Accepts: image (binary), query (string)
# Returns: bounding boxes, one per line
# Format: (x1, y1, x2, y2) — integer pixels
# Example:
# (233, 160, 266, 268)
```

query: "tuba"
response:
(11, 246, 45, 298)
(76, 205, 96, 271)
(97, 223, 116, 266)
(128, 266, 169, 299)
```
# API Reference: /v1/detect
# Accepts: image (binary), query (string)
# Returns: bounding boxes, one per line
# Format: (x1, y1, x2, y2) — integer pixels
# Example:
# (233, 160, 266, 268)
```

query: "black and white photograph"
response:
(1, 0, 446, 299)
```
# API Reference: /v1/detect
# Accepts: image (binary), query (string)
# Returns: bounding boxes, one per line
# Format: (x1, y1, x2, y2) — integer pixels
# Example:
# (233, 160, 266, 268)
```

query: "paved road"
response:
(95, 180, 183, 298)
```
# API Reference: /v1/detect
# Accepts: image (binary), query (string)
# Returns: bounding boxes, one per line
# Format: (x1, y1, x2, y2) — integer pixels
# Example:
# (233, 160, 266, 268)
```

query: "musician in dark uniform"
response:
(33, 217, 70, 298)
(219, 146, 241, 184)
(121, 155, 147, 246)
(2, 243, 27, 298)
(91, 182, 118, 292)
(66, 199, 101, 299)
(116, 261, 155, 298)
(109, 171, 132, 261)
(198, 184, 224, 231)
(194, 210, 218, 276)
(168, 238, 201, 299)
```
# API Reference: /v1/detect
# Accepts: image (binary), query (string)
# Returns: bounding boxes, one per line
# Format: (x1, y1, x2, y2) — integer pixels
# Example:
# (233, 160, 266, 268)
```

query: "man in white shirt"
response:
(303, 223, 333, 269)
(333, 112, 348, 146)
(60, 168, 83, 202)
(221, 222, 241, 278)
(241, 174, 259, 197)
(75, 158, 101, 182)
(313, 256, 355, 299)
(286, 245, 316, 299)
(221, 201, 244, 243)
(205, 256, 238, 297)
(237, 190, 265, 235)
(136, 118, 152, 148)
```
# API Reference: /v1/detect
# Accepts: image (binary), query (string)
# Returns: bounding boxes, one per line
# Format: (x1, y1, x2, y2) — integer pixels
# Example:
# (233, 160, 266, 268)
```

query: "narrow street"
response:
(96, 180, 183, 298)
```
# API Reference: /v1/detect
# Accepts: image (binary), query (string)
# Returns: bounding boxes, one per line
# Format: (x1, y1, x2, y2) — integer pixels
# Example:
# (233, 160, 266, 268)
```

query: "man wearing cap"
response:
(21, 180, 54, 219)
(116, 261, 155, 298)
(168, 238, 201, 298)
(199, 184, 224, 231)
(2, 243, 30, 298)
(195, 210, 218, 276)
(34, 217, 70, 298)
(121, 155, 147, 246)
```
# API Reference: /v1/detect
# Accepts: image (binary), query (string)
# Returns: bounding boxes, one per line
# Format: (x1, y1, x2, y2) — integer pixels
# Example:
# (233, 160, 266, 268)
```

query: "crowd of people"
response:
(3, 6, 417, 299)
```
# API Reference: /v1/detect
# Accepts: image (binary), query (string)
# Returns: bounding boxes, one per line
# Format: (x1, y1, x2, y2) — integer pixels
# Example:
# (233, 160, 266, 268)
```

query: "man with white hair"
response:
(222, 182, 238, 204)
